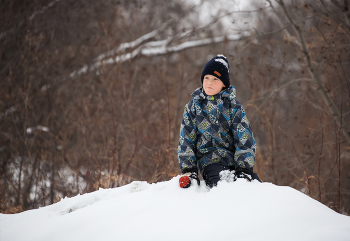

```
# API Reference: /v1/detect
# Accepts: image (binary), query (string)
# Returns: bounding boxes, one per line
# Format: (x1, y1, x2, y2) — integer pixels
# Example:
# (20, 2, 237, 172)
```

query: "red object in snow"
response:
(179, 175, 191, 188)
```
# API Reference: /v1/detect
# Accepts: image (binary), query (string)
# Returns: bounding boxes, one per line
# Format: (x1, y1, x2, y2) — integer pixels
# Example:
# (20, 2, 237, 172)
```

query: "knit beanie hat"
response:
(201, 54, 230, 88)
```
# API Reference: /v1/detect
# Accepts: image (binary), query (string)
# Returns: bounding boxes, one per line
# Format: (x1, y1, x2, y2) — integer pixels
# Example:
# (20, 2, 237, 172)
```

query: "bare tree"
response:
(1, 0, 349, 215)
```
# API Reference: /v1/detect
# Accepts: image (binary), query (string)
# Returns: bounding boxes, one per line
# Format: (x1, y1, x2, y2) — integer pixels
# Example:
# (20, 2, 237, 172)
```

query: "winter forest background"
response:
(1, 0, 350, 215)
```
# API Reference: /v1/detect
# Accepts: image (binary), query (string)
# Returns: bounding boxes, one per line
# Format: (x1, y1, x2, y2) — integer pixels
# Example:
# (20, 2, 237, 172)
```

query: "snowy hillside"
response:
(1, 177, 350, 241)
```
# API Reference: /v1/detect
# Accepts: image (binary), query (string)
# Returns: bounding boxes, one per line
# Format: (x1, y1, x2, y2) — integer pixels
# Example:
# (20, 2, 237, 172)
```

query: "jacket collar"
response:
(191, 86, 237, 102)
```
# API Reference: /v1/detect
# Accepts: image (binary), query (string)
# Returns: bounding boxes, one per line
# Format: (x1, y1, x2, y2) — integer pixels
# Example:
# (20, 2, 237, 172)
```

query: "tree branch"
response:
(276, 0, 350, 144)
(267, 0, 301, 47)
(93, 20, 174, 62)
(69, 33, 246, 78)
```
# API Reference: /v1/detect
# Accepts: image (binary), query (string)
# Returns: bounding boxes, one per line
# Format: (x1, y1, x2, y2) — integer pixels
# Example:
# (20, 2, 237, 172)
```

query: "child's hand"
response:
(179, 172, 200, 188)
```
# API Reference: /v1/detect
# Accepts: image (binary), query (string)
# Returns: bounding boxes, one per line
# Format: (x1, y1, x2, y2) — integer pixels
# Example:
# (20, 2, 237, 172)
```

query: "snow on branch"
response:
(69, 33, 248, 78)
(26, 125, 49, 134)
(100, 33, 246, 64)
(0, 106, 16, 121)
(0, 0, 60, 41)
(146, 34, 244, 55)
(94, 21, 174, 62)
(29, 0, 60, 21)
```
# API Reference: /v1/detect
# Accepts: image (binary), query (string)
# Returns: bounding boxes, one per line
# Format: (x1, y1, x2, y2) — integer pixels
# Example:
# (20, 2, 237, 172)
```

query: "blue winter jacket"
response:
(178, 86, 256, 176)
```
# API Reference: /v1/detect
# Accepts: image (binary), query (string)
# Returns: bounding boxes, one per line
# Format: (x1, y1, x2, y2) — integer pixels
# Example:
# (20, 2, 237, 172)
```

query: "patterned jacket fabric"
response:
(178, 86, 256, 176)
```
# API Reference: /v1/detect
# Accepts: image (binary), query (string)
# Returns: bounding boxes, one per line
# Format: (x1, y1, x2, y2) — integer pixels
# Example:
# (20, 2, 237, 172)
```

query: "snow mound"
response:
(1, 177, 350, 241)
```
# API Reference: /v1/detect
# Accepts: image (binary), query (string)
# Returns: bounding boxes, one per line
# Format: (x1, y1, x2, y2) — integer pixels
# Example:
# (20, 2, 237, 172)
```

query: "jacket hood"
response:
(191, 86, 237, 102)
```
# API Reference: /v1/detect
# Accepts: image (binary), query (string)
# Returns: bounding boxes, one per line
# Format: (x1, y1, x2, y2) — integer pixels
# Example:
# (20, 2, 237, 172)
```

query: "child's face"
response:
(203, 74, 226, 96)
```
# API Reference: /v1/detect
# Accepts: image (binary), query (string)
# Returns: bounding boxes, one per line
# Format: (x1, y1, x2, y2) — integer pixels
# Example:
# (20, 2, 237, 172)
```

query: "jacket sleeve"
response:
(178, 101, 198, 174)
(231, 100, 256, 171)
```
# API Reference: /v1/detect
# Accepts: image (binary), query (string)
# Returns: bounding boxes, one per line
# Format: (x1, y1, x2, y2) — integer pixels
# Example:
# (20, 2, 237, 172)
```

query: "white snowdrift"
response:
(1, 177, 350, 241)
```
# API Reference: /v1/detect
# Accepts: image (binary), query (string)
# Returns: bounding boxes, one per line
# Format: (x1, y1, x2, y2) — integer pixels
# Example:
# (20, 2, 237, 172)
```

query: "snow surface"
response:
(1, 177, 350, 241)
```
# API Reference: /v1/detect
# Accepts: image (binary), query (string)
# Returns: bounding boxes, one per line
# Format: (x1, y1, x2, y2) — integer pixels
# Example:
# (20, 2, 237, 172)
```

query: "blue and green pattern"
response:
(178, 86, 256, 176)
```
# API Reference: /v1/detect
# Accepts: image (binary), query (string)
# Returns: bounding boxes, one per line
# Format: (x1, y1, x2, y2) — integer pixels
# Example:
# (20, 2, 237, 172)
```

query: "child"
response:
(178, 54, 261, 188)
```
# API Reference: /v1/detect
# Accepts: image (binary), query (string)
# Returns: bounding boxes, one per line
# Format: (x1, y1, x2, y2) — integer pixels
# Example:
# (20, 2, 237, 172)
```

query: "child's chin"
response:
(205, 90, 217, 96)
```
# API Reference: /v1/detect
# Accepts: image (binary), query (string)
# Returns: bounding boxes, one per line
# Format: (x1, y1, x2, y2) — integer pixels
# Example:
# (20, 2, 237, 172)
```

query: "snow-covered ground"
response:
(1, 177, 350, 241)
